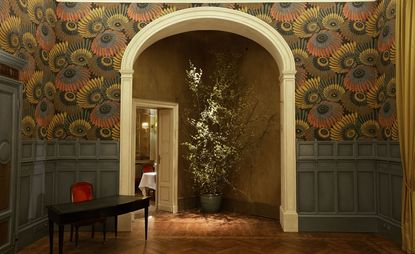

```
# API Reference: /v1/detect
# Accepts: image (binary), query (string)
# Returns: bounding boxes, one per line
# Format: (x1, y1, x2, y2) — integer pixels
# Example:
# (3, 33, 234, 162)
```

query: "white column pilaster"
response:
(118, 69, 135, 231)
(279, 72, 298, 232)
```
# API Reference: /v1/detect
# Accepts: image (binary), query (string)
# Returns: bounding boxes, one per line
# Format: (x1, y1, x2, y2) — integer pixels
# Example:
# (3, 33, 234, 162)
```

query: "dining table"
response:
(138, 172, 157, 196)
(47, 195, 150, 254)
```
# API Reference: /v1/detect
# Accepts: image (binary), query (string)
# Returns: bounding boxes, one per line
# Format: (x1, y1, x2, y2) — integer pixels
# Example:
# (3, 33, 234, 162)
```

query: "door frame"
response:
(119, 7, 298, 232)
(132, 99, 179, 213)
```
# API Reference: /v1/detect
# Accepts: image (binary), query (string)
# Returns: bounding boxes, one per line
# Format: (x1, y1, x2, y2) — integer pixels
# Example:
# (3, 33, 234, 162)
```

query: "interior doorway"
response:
(133, 99, 179, 214)
(134, 107, 157, 198)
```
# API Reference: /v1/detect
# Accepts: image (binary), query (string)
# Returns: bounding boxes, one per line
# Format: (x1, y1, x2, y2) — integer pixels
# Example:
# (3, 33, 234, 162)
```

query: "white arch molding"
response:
(119, 7, 298, 232)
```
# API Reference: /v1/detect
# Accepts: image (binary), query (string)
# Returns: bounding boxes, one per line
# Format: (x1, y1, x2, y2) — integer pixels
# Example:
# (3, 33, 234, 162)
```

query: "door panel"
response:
(0, 163, 11, 211)
(157, 109, 173, 211)
(0, 90, 12, 213)
(0, 76, 20, 253)
(0, 219, 9, 247)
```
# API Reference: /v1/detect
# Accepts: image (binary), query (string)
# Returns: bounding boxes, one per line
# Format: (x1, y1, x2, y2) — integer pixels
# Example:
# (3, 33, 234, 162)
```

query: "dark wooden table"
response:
(47, 195, 150, 254)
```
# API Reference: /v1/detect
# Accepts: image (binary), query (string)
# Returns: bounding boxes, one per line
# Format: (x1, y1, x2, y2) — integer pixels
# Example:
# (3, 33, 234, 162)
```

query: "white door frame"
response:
(119, 7, 297, 232)
(133, 99, 179, 213)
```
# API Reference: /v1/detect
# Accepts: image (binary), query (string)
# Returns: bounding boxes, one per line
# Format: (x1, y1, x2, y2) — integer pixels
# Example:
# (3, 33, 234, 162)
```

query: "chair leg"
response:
(70, 225, 73, 242)
(91, 224, 95, 239)
(75, 226, 79, 247)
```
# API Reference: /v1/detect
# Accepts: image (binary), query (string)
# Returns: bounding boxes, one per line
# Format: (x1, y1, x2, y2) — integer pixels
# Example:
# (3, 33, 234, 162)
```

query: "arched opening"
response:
(134, 30, 281, 219)
(120, 7, 297, 232)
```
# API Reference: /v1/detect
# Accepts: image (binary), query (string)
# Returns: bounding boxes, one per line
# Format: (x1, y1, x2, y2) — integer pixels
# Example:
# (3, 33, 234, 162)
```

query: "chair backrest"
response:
(71, 182, 94, 203)
(142, 164, 153, 173)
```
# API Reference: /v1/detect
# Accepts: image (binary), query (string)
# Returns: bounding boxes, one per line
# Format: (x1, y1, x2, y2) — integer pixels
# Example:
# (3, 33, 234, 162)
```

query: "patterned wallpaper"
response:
(0, 1, 397, 141)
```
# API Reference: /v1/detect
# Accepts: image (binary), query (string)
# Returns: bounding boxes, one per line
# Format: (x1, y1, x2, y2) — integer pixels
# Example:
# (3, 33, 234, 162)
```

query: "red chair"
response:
(70, 182, 106, 246)
(142, 164, 154, 173)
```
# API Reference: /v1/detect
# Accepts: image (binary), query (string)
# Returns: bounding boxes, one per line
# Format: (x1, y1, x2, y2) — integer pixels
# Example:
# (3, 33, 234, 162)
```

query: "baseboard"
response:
(178, 196, 278, 219)
(158, 204, 174, 212)
(16, 218, 49, 251)
(178, 196, 198, 211)
(299, 215, 402, 247)
(222, 198, 278, 219)
(299, 215, 379, 232)
(378, 217, 402, 246)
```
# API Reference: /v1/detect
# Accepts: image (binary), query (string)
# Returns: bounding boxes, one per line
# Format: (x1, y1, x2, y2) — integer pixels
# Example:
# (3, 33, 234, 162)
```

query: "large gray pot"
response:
(200, 193, 222, 213)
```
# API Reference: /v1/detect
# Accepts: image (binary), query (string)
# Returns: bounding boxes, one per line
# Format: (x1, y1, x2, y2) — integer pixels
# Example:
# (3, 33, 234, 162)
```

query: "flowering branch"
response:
(182, 53, 274, 195)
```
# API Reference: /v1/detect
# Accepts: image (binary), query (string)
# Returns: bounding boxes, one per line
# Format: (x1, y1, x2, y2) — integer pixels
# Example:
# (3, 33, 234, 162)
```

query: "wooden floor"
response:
(18, 210, 403, 254)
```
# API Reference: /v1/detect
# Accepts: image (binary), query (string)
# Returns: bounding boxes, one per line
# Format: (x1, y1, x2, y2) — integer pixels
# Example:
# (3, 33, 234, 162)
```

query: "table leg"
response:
(114, 216, 118, 238)
(144, 206, 148, 240)
(48, 219, 53, 254)
(58, 225, 64, 254)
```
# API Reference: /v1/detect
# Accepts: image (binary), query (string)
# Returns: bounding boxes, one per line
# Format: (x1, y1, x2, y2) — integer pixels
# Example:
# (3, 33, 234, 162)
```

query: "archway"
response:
(119, 6, 298, 232)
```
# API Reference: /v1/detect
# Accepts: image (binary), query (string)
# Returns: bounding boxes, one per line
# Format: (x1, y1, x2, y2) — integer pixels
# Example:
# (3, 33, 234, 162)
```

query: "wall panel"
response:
(30, 172, 44, 220)
(378, 172, 390, 218)
(297, 141, 402, 244)
(297, 171, 315, 213)
(391, 175, 402, 222)
(318, 172, 335, 213)
(17, 176, 30, 227)
(357, 172, 375, 213)
(16, 140, 119, 250)
(338, 172, 354, 212)
(100, 171, 119, 198)
(56, 171, 76, 203)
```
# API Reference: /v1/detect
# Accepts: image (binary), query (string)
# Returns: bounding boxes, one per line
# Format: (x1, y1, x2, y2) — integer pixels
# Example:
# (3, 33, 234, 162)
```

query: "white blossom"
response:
(182, 56, 256, 195)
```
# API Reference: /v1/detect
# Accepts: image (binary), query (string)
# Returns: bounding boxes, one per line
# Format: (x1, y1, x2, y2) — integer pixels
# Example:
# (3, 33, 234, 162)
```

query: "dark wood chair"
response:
(70, 182, 107, 246)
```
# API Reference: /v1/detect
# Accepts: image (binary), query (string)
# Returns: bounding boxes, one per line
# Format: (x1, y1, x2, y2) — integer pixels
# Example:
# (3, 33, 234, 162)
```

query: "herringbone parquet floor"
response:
(18, 210, 403, 254)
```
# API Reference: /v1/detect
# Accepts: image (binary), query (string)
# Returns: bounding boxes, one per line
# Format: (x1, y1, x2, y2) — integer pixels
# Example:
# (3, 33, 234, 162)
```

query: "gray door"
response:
(0, 76, 21, 253)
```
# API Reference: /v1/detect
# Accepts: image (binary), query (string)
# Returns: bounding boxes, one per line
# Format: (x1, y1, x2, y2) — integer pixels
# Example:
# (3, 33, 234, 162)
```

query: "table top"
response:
(47, 195, 149, 215)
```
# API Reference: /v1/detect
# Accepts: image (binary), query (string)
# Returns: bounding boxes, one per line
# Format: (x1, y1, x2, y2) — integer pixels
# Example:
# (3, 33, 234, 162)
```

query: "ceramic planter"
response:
(200, 193, 222, 213)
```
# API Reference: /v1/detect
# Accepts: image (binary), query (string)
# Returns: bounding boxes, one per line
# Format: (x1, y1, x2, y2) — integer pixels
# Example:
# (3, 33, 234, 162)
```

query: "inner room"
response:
(133, 30, 281, 218)
(135, 108, 157, 200)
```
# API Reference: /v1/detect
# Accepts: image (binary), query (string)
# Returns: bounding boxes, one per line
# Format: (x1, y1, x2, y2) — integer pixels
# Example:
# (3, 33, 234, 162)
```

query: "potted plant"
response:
(182, 53, 253, 213)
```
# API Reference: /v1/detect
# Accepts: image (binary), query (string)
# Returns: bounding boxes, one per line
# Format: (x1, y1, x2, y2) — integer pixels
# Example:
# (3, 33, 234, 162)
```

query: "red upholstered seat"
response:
(70, 182, 106, 246)
(143, 164, 154, 173)
(71, 182, 94, 203)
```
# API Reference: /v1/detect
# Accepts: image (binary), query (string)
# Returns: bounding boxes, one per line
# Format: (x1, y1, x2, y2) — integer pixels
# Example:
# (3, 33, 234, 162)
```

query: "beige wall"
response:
(133, 31, 280, 217)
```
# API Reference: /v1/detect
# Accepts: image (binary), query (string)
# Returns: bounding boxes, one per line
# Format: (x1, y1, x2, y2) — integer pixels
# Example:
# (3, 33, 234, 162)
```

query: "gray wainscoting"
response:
(16, 140, 119, 250)
(297, 141, 402, 244)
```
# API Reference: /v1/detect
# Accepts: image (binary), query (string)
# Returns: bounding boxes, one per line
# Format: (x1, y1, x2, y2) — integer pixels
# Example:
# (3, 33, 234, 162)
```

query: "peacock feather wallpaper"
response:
(0, 1, 397, 141)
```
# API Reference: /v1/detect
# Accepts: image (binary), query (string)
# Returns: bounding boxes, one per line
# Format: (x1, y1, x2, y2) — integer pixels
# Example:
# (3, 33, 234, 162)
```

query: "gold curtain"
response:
(396, 0, 415, 252)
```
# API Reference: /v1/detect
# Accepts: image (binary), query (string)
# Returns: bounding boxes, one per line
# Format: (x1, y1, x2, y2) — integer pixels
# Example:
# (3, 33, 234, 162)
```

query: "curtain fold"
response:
(396, 0, 415, 253)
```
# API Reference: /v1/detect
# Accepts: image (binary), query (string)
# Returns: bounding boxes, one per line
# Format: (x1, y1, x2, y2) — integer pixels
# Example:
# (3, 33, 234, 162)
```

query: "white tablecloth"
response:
(139, 172, 156, 196)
